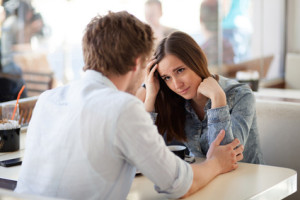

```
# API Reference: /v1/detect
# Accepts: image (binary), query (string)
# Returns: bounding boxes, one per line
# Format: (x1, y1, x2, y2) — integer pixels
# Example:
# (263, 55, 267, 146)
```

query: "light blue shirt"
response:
(184, 76, 264, 164)
(15, 70, 193, 200)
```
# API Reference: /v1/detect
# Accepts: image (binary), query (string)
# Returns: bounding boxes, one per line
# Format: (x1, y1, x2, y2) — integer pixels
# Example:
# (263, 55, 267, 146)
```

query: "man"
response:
(15, 11, 243, 200)
(199, 0, 235, 66)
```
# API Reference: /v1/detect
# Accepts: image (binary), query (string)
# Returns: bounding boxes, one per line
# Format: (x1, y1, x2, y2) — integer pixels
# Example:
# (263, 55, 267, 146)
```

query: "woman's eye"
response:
(163, 76, 170, 81)
(177, 68, 185, 73)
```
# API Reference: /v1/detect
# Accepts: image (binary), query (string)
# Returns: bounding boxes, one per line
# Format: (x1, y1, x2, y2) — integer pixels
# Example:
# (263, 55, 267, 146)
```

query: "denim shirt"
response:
(184, 76, 264, 164)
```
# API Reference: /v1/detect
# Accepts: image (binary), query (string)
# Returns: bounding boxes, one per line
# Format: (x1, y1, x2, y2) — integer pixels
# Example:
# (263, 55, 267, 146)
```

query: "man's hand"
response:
(207, 130, 244, 174)
(182, 130, 244, 198)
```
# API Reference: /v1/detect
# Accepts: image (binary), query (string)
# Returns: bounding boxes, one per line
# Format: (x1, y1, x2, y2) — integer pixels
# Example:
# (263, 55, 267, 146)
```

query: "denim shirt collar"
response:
(184, 99, 211, 121)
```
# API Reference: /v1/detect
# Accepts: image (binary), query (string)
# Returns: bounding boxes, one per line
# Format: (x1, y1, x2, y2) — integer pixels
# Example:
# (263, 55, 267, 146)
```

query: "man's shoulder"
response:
(85, 87, 143, 111)
(108, 91, 143, 110)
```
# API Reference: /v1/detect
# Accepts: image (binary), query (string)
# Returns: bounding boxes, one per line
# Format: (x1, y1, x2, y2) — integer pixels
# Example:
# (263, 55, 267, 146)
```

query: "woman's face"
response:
(157, 54, 202, 100)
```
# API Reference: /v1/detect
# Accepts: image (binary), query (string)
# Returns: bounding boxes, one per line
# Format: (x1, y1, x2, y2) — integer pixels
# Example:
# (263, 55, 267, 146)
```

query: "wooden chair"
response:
(22, 70, 54, 96)
(14, 51, 55, 96)
(258, 53, 300, 89)
(0, 96, 38, 127)
(221, 55, 274, 78)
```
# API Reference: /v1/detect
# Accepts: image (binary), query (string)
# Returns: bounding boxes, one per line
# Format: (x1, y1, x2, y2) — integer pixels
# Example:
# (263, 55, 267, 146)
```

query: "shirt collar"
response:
(184, 99, 211, 115)
(83, 70, 118, 90)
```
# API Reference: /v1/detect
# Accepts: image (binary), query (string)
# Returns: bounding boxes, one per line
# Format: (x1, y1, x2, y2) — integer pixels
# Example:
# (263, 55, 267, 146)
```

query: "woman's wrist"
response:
(211, 92, 226, 109)
(144, 102, 155, 112)
(144, 95, 156, 112)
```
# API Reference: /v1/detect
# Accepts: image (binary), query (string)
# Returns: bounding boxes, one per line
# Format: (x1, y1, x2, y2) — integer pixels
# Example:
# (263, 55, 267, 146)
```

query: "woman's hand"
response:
(144, 58, 160, 112)
(197, 77, 226, 109)
(145, 58, 160, 98)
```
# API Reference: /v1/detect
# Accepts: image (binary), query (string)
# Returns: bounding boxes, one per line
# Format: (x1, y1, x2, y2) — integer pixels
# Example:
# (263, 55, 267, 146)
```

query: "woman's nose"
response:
(173, 78, 183, 90)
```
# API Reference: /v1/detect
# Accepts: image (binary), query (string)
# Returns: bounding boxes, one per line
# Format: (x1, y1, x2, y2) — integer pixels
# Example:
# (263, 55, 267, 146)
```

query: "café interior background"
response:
(1, 0, 300, 91)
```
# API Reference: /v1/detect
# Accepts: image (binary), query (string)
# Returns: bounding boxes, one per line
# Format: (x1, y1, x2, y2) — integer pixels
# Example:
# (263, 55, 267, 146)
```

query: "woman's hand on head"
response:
(145, 58, 160, 99)
(197, 77, 226, 108)
(144, 58, 160, 112)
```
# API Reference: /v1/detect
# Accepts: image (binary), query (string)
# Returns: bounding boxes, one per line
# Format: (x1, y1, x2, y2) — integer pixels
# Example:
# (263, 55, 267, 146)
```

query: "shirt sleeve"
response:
(113, 99, 193, 199)
(206, 88, 256, 146)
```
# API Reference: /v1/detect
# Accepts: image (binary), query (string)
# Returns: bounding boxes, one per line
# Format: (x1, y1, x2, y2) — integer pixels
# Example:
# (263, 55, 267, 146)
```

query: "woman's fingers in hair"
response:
(146, 58, 157, 75)
(149, 64, 158, 77)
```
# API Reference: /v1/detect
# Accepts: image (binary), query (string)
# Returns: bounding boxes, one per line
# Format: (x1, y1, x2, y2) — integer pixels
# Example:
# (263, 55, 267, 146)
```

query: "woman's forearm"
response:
(144, 95, 156, 112)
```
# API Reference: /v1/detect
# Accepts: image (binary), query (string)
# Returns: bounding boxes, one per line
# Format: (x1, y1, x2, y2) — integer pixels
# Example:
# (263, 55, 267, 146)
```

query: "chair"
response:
(258, 53, 300, 89)
(22, 70, 54, 96)
(256, 99, 300, 200)
(0, 96, 38, 127)
(14, 51, 55, 96)
(221, 55, 274, 78)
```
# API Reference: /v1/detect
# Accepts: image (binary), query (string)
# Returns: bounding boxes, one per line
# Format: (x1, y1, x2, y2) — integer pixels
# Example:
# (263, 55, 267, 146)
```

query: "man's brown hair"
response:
(82, 11, 154, 75)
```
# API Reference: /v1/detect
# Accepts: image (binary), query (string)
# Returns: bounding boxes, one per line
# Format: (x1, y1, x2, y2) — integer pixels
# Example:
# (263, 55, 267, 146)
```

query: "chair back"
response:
(222, 55, 274, 78)
(23, 70, 54, 96)
(256, 99, 300, 200)
(14, 51, 55, 96)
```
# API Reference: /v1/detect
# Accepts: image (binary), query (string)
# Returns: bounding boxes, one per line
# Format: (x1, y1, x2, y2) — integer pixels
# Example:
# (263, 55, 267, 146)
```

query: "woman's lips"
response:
(179, 87, 190, 95)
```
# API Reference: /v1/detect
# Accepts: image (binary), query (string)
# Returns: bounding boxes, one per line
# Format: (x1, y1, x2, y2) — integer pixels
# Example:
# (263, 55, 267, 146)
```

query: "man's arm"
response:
(182, 130, 244, 198)
(115, 100, 243, 199)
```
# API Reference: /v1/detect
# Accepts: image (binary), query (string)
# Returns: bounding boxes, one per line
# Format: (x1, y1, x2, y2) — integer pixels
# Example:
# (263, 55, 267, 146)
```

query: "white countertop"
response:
(255, 88, 300, 102)
(0, 132, 297, 200)
(128, 158, 297, 200)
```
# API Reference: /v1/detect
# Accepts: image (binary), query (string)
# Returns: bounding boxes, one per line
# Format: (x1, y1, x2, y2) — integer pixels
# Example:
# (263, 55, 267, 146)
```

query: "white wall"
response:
(287, 0, 300, 53)
(251, 0, 285, 79)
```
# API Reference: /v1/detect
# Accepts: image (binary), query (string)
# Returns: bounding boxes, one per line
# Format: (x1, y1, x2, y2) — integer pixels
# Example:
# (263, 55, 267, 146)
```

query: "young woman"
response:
(140, 31, 264, 164)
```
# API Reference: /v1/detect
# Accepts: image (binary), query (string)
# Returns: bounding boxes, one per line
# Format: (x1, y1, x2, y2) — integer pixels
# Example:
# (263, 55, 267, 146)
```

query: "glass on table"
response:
(0, 103, 21, 152)
(1, 103, 20, 124)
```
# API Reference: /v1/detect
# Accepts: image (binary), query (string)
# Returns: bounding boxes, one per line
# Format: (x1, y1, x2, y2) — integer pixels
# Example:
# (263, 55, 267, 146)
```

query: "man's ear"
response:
(132, 65, 137, 72)
(133, 57, 143, 72)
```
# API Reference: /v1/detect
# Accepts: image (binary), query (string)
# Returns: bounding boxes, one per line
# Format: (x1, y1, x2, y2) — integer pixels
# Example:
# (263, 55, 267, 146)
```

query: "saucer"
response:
(184, 155, 195, 163)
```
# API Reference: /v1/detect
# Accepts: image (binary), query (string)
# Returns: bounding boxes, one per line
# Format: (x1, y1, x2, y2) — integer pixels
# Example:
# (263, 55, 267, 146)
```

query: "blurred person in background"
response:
(0, 0, 45, 101)
(199, 0, 234, 67)
(222, 0, 252, 63)
(144, 0, 176, 48)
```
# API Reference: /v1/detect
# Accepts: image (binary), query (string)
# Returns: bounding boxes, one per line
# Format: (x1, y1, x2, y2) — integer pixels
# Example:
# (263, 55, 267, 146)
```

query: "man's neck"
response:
(106, 72, 132, 92)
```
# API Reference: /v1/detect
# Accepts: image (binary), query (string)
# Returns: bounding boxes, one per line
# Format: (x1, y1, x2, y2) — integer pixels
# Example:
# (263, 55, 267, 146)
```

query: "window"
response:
(0, 0, 287, 100)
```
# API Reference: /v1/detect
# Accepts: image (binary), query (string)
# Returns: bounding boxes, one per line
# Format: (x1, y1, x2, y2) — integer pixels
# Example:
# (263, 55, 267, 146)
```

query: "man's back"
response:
(15, 70, 161, 199)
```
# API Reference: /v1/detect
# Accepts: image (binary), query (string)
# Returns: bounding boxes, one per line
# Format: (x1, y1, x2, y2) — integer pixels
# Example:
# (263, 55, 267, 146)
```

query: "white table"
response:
(0, 132, 297, 200)
(0, 130, 26, 183)
(254, 88, 300, 103)
(128, 158, 297, 200)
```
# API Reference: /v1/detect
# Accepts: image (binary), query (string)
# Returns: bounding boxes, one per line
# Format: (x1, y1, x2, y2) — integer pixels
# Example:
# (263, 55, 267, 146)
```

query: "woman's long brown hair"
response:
(154, 31, 212, 142)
